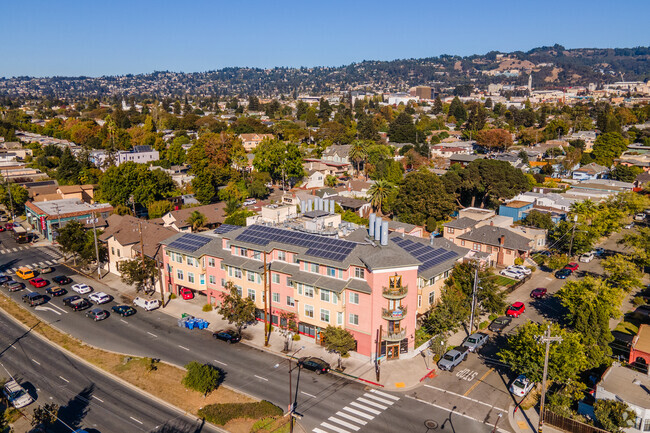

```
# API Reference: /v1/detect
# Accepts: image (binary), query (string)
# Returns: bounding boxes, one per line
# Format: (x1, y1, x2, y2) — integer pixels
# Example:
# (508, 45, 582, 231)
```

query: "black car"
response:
(62, 295, 81, 306)
(213, 330, 241, 343)
(0, 276, 12, 285)
(111, 305, 136, 317)
(555, 269, 572, 279)
(298, 357, 331, 374)
(488, 316, 512, 333)
(52, 276, 72, 285)
(70, 299, 91, 311)
(46, 286, 67, 297)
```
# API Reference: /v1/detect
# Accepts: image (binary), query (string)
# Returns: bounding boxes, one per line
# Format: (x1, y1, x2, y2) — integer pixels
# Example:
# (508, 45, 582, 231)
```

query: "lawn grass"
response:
(494, 276, 517, 287)
(614, 320, 639, 335)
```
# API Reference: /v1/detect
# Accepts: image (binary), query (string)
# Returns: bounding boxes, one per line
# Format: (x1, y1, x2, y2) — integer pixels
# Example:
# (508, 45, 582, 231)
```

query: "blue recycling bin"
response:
(186, 321, 195, 330)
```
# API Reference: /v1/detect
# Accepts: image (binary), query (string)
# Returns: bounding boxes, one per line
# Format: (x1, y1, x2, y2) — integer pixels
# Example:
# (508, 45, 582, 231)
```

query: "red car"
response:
(506, 302, 526, 318)
(29, 278, 48, 288)
(530, 288, 547, 299)
(0, 227, 5, 232)
(564, 263, 579, 272)
(4, 223, 14, 230)
(180, 287, 194, 300)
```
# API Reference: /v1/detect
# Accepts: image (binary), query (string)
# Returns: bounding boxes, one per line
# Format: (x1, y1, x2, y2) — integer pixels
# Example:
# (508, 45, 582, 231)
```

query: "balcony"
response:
(382, 327, 407, 342)
(382, 306, 407, 321)
(382, 285, 408, 300)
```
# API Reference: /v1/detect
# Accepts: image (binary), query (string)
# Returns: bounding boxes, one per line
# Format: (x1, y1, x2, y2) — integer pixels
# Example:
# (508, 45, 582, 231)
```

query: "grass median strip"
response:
(0, 292, 282, 433)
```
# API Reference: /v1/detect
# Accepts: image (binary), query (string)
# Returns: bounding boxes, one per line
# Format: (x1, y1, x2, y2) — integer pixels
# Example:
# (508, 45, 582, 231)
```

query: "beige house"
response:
(239, 133, 274, 152)
(160, 203, 227, 232)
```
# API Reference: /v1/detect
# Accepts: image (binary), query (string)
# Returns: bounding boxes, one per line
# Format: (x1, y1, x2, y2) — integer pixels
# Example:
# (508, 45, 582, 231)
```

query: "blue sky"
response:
(2, 0, 648, 78)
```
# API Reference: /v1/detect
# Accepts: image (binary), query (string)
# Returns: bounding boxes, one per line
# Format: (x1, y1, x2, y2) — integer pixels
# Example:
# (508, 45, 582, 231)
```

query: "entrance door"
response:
(387, 344, 400, 360)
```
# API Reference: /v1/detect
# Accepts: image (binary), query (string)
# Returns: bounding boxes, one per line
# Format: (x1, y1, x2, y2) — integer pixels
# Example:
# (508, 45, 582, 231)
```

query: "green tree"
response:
(602, 254, 643, 293)
(31, 403, 59, 430)
(348, 140, 369, 178)
(620, 226, 650, 269)
(0, 182, 29, 215)
(421, 285, 468, 335)
(246, 171, 271, 199)
(248, 95, 260, 111)
(591, 132, 628, 167)
(393, 170, 457, 226)
(253, 139, 304, 186)
(610, 164, 642, 183)
(318, 98, 333, 121)
(187, 210, 207, 231)
(357, 115, 379, 141)
(98, 162, 175, 206)
(320, 325, 357, 370)
(182, 361, 221, 397)
(223, 209, 255, 226)
(367, 180, 395, 215)
(56, 146, 81, 184)
(449, 97, 467, 122)
(594, 400, 636, 433)
(192, 169, 217, 204)
(147, 200, 172, 219)
(56, 220, 87, 265)
(433, 96, 443, 114)
(388, 112, 418, 143)
(325, 175, 338, 187)
(521, 210, 554, 230)
(119, 256, 159, 294)
(167, 140, 187, 166)
(217, 282, 256, 334)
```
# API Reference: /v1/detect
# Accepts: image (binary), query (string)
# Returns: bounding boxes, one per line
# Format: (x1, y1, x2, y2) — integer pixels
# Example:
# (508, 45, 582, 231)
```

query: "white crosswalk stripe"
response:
(4, 260, 62, 274)
(313, 390, 399, 433)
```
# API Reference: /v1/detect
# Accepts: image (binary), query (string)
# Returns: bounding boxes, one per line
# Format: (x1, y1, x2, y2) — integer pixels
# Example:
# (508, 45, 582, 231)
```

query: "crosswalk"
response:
(312, 389, 399, 433)
(3, 258, 62, 274)
(0, 246, 29, 255)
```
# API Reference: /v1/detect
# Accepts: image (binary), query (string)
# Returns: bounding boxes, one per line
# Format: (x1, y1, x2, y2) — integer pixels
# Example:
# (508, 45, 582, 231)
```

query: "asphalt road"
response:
(0, 309, 218, 433)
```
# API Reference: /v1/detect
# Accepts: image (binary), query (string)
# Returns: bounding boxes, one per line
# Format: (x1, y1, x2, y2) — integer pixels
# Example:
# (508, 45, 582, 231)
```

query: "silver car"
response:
(462, 332, 489, 352)
(3, 379, 33, 408)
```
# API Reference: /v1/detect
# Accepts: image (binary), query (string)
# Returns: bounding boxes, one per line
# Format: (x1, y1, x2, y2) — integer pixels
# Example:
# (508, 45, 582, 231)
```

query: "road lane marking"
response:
(213, 359, 227, 366)
(356, 397, 387, 410)
(254, 375, 268, 381)
(350, 401, 380, 415)
(301, 391, 316, 398)
(335, 411, 367, 425)
(320, 422, 349, 433)
(423, 384, 507, 412)
(31, 359, 40, 365)
(130, 416, 143, 425)
(93, 396, 104, 403)
(342, 406, 374, 420)
(178, 345, 190, 351)
(48, 303, 68, 314)
(329, 416, 360, 431)
(59, 376, 69, 383)
(370, 389, 399, 400)
(313, 429, 329, 433)
(463, 367, 494, 397)
(545, 277, 552, 281)
(147, 332, 158, 338)
(120, 319, 128, 324)
(363, 392, 394, 405)
(11, 248, 17, 252)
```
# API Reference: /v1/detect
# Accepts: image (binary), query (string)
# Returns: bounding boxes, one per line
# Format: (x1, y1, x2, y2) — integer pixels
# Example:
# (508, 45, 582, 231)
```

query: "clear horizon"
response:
(2, 0, 648, 78)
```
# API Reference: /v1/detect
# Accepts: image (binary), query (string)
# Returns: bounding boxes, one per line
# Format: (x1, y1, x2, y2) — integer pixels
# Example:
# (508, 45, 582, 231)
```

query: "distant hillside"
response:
(1, 44, 648, 99)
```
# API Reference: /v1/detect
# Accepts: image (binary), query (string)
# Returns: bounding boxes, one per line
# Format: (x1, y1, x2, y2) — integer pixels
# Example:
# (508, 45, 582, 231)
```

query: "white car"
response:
(507, 265, 531, 276)
(500, 269, 525, 280)
(579, 252, 594, 263)
(133, 297, 160, 311)
(634, 213, 645, 222)
(3, 379, 33, 408)
(72, 283, 93, 294)
(509, 374, 534, 397)
(624, 222, 634, 229)
(243, 198, 257, 206)
(89, 292, 111, 305)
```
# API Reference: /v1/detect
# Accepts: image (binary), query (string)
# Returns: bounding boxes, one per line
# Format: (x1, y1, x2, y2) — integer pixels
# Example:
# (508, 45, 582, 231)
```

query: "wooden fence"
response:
(544, 410, 609, 433)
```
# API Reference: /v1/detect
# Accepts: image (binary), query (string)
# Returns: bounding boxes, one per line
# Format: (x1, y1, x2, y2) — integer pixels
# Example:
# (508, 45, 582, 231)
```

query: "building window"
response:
(460, 240, 465, 246)
(234, 268, 242, 279)
(208, 258, 215, 267)
(643, 419, 650, 432)
(177, 269, 184, 280)
(447, 227, 454, 234)
(272, 292, 279, 303)
(327, 267, 336, 277)
(247, 272, 255, 282)
(247, 289, 256, 301)
(473, 243, 480, 251)
(272, 273, 280, 284)
(337, 312, 343, 325)
(239, 247, 248, 256)
(186, 256, 193, 266)
(209, 275, 216, 284)
(221, 278, 226, 287)
(253, 251, 261, 260)
(320, 290, 330, 302)
(354, 268, 365, 279)
(429, 291, 435, 305)
(287, 296, 295, 307)
(304, 304, 314, 318)
(111, 247, 115, 255)
(117, 249, 121, 257)
(320, 309, 330, 323)
(286, 277, 293, 287)
(235, 285, 243, 296)
(310, 263, 319, 273)
(304, 285, 314, 298)
(349, 292, 359, 304)
(506, 249, 512, 255)
(278, 251, 286, 261)
(389, 275, 402, 289)
(418, 295, 422, 308)
(200, 274, 205, 285)
(187, 272, 194, 283)
(349, 313, 359, 325)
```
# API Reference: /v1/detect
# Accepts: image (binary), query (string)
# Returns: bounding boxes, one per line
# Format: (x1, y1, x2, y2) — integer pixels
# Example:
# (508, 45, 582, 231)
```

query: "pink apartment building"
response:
(160, 219, 465, 360)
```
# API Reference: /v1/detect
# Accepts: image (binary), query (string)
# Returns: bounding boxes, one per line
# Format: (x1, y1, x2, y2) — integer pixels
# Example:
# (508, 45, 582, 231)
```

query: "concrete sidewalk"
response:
(508, 403, 564, 433)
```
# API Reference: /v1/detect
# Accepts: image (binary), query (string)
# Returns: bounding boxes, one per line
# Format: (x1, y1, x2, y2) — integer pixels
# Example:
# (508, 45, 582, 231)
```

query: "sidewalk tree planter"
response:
(217, 281, 256, 335)
(119, 256, 159, 294)
(321, 326, 357, 370)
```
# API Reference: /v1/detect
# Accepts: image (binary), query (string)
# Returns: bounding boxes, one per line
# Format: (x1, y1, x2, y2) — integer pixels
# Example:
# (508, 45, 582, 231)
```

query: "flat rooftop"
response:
(598, 364, 650, 409)
(29, 198, 112, 216)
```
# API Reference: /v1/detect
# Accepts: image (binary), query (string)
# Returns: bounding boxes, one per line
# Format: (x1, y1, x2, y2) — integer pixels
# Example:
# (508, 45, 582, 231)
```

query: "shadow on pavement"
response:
(54, 384, 95, 432)
(152, 418, 206, 433)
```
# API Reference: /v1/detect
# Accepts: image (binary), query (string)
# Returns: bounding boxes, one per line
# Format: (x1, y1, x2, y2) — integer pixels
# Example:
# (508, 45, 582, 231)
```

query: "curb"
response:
(0, 297, 228, 433)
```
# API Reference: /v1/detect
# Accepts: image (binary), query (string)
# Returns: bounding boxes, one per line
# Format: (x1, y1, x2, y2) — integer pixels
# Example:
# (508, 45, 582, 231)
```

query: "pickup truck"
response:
(133, 297, 160, 311)
(437, 346, 469, 372)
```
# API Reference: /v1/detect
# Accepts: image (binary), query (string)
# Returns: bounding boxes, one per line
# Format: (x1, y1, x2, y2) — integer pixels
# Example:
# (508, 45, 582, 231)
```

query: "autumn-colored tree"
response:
(476, 129, 513, 150)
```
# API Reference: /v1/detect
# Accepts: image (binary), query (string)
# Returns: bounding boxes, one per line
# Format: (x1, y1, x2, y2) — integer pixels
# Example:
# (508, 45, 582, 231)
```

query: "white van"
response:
(133, 297, 161, 311)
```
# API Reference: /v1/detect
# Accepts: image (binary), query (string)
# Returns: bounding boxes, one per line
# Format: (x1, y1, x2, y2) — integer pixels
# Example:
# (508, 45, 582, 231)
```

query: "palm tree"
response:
(367, 180, 394, 215)
(348, 140, 368, 178)
(186, 211, 207, 232)
(570, 199, 597, 223)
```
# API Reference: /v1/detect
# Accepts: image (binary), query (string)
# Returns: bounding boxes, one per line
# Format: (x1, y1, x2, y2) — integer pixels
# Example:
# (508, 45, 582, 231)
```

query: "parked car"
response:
(29, 278, 48, 288)
(500, 269, 525, 280)
(530, 288, 547, 299)
(22, 292, 46, 307)
(564, 263, 579, 272)
(462, 332, 489, 352)
(510, 374, 535, 397)
(243, 198, 257, 206)
(506, 302, 526, 318)
(0, 276, 13, 285)
(111, 305, 136, 317)
(579, 252, 594, 263)
(624, 222, 634, 229)
(68, 298, 91, 311)
(555, 269, 572, 279)
(213, 329, 241, 343)
(634, 213, 646, 222)
(15, 267, 35, 280)
(52, 275, 72, 285)
(488, 316, 512, 333)
(6, 282, 25, 292)
(38, 266, 54, 274)
(179, 287, 194, 300)
(508, 265, 531, 276)
(72, 283, 92, 294)
(0, 226, 4, 231)
(437, 346, 469, 372)
(89, 292, 112, 305)
(593, 248, 605, 256)
(3, 379, 33, 409)
(46, 286, 67, 297)
(298, 357, 331, 374)
(133, 297, 160, 311)
(86, 308, 108, 321)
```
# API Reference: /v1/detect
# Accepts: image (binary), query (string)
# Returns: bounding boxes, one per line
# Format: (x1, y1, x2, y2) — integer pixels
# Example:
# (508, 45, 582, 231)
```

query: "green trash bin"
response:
(181, 313, 194, 319)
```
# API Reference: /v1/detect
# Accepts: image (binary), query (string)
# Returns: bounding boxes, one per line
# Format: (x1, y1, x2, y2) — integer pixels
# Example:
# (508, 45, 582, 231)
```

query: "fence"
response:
(504, 274, 531, 294)
(544, 410, 609, 433)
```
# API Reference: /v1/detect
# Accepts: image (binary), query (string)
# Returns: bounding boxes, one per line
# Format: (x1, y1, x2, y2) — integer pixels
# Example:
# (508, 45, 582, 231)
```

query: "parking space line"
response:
(178, 345, 190, 351)
(301, 391, 316, 398)
(49, 303, 68, 314)
(147, 332, 158, 338)
(130, 416, 143, 425)
(423, 384, 507, 412)
(31, 359, 40, 365)
(59, 376, 69, 383)
(120, 319, 128, 324)
(93, 396, 104, 403)
(213, 359, 227, 366)
(463, 367, 494, 397)
(254, 375, 269, 381)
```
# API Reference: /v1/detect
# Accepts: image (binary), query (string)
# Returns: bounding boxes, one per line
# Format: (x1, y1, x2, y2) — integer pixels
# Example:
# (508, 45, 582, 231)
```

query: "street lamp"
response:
(492, 413, 503, 433)
(275, 345, 305, 433)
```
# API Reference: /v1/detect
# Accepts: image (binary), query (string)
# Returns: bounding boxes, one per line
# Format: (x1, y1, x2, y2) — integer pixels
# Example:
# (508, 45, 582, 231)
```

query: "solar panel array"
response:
(168, 233, 211, 253)
(392, 237, 459, 271)
(235, 225, 357, 262)
(214, 224, 241, 234)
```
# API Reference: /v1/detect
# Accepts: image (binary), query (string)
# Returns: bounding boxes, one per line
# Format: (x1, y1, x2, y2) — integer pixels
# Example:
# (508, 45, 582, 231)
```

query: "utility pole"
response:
(263, 251, 269, 347)
(130, 197, 147, 274)
(4, 169, 15, 223)
(538, 325, 562, 433)
(468, 263, 479, 335)
(568, 214, 578, 257)
(90, 211, 101, 279)
(492, 413, 503, 433)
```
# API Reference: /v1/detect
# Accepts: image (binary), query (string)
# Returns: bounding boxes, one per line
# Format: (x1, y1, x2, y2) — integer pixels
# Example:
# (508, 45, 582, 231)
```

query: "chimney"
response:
(374, 217, 382, 241)
(369, 213, 376, 237)
(499, 235, 505, 246)
(380, 221, 389, 246)
(490, 220, 494, 226)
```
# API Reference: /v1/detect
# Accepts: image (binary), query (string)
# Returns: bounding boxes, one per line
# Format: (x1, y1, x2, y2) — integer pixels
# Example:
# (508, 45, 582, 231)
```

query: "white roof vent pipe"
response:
(380, 221, 389, 246)
(368, 213, 376, 237)
(374, 217, 382, 241)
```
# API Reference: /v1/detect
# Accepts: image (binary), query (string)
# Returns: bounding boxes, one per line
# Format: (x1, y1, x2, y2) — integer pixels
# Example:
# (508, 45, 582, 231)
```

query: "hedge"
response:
(198, 400, 283, 425)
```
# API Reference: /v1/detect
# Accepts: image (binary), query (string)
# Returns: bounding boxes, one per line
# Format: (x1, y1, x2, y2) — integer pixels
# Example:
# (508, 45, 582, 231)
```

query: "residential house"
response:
(303, 170, 326, 189)
(25, 198, 113, 242)
(239, 133, 274, 152)
(430, 144, 471, 159)
(629, 324, 650, 372)
(160, 203, 227, 232)
(499, 200, 534, 222)
(89, 145, 160, 170)
(331, 196, 372, 218)
(29, 184, 96, 203)
(634, 172, 650, 191)
(594, 364, 650, 432)
(566, 131, 597, 151)
(453, 225, 533, 267)
(449, 154, 483, 167)
(321, 145, 352, 165)
(572, 162, 609, 180)
(388, 221, 424, 238)
(617, 152, 650, 173)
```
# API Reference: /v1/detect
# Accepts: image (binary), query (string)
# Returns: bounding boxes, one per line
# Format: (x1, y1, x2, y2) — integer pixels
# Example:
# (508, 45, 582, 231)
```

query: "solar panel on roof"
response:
(214, 224, 240, 234)
(393, 237, 459, 271)
(168, 233, 211, 253)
